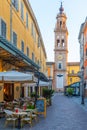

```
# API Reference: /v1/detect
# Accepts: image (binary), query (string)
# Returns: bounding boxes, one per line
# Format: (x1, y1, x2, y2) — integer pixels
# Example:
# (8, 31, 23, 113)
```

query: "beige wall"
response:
(14, 83, 21, 99)
(0, 83, 4, 102)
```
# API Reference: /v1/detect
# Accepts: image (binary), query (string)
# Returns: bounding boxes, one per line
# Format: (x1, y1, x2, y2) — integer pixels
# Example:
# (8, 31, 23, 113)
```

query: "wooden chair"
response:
(31, 109, 38, 122)
(4, 109, 17, 128)
(21, 111, 32, 128)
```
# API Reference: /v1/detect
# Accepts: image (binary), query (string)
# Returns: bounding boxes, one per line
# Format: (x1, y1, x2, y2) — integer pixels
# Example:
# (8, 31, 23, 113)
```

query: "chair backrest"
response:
(4, 109, 13, 115)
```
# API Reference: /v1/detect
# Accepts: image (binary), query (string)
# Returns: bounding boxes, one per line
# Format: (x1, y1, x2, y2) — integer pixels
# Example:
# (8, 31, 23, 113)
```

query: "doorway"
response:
(4, 83, 14, 101)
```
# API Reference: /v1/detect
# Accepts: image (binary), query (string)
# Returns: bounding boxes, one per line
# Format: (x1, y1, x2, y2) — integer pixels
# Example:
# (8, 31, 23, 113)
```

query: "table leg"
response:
(18, 115, 21, 129)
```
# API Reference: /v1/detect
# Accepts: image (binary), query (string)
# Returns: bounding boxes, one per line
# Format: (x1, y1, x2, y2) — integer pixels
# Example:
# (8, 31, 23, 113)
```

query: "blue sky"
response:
(29, 0, 87, 62)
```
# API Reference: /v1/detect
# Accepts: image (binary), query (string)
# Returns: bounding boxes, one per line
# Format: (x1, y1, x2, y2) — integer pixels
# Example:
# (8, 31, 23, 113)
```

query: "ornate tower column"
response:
(54, 3, 68, 92)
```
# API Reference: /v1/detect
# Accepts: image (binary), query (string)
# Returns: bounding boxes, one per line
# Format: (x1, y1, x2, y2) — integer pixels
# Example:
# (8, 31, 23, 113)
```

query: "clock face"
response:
(58, 55, 63, 60)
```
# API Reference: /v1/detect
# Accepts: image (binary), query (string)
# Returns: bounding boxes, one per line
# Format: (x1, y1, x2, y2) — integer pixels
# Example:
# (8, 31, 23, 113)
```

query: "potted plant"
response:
(66, 87, 74, 97)
(42, 88, 54, 106)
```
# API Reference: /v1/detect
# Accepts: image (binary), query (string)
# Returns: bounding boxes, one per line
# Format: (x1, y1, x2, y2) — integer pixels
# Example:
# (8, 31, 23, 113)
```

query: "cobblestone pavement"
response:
(1, 93, 87, 130)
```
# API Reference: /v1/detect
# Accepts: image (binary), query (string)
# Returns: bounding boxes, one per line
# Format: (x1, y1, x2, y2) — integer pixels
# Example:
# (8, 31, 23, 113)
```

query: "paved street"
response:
(1, 93, 87, 130)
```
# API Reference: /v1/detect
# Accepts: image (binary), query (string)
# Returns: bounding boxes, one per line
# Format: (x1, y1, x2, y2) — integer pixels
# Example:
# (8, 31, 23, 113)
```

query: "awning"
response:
(0, 70, 33, 82)
(0, 36, 39, 71)
(34, 71, 48, 82)
(23, 80, 49, 87)
(0, 36, 48, 82)
(39, 80, 49, 86)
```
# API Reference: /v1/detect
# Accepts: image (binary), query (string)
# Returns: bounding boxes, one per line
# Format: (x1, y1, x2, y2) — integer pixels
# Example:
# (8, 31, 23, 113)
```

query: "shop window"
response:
(1, 19, 6, 38)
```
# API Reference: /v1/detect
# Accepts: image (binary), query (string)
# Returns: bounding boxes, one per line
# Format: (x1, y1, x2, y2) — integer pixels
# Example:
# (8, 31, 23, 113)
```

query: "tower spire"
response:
(59, 1, 64, 14)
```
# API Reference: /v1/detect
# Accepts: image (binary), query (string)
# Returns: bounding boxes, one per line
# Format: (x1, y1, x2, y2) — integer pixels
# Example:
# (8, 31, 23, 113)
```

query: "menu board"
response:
(36, 98, 46, 117)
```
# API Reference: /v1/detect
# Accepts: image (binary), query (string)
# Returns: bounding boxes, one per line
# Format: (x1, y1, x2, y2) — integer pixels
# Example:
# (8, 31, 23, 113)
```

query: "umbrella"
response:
(0, 70, 33, 82)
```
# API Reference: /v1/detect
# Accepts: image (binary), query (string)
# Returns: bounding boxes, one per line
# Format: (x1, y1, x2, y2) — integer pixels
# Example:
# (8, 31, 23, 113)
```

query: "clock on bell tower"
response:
(53, 2, 68, 92)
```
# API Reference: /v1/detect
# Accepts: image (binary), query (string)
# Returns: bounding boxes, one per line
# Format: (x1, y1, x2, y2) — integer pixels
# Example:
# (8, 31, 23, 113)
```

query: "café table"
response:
(12, 111, 27, 129)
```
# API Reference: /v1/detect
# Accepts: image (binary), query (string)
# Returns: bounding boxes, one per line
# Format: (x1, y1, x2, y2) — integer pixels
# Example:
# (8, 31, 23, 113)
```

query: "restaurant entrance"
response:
(4, 83, 14, 101)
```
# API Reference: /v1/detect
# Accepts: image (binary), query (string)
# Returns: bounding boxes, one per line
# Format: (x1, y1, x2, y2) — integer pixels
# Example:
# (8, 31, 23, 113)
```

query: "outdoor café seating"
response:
(4, 109, 18, 128)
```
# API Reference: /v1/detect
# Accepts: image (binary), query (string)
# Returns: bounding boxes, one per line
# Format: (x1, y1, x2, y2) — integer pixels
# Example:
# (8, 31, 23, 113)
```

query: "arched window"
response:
(63, 22, 65, 28)
(60, 21, 62, 27)
(59, 63, 62, 69)
(58, 62, 63, 69)
(57, 39, 60, 47)
(62, 39, 65, 47)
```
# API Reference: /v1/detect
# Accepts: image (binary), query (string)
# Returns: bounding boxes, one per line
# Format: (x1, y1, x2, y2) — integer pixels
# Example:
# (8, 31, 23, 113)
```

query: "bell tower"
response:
(54, 2, 68, 92)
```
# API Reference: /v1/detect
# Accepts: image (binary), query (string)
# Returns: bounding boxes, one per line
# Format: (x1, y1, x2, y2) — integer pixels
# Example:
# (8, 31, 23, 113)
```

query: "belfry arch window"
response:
(63, 22, 65, 28)
(57, 39, 60, 47)
(60, 21, 62, 27)
(62, 39, 65, 47)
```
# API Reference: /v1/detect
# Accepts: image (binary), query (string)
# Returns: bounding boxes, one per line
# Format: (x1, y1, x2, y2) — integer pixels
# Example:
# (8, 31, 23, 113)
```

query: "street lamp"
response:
(81, 66, 85, 104)
(35, 71, 40, 103)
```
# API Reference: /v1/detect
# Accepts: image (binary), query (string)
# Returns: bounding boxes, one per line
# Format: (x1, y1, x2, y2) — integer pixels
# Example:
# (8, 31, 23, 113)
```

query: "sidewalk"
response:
(1, 94, 87, 130)
(71, 96, 87, 112)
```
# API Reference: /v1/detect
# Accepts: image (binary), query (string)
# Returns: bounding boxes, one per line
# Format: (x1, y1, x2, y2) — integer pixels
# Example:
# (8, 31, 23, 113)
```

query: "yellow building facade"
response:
(0, 0, 47, 73)
(67, 62, 80, 85)
(0, 0, 47, 101)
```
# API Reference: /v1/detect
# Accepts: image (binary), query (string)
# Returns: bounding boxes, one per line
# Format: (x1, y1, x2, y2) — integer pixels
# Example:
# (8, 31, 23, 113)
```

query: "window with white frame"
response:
(21, 2, 24, 20)
(26, 12, 28, 28)
(1, 19, 6, 38)
(21, 41, 24, 52)
(13, 31, 17, 47)
(12, 0, 19, 11)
